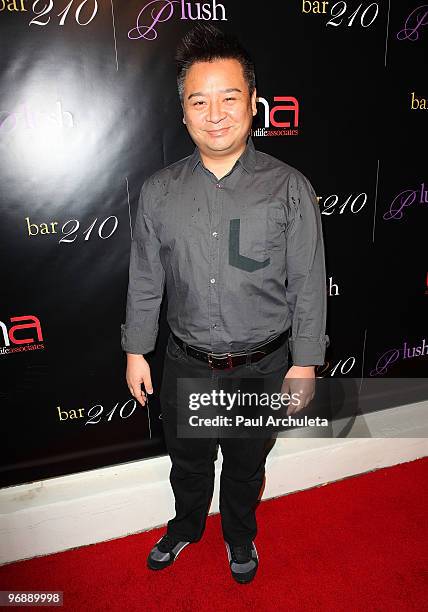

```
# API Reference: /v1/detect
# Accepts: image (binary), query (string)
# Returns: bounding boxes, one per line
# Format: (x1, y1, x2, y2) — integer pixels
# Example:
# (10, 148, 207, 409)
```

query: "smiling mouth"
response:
(207, 127, 231, 135)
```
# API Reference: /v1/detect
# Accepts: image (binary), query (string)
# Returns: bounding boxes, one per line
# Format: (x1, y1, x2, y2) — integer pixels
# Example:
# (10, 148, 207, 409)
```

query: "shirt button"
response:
(212, 324, 217, 329)
(212, 231, 218, 238)
(210, 278, 216, 284)
(216, 183, 222, 189)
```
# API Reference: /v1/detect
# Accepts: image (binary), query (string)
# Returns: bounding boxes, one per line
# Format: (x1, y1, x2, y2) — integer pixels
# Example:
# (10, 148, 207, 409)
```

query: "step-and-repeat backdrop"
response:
(1, 1, 426, 486)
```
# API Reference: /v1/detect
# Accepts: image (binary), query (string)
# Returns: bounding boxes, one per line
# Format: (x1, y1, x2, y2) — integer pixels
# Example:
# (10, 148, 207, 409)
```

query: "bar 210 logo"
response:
(0, 0, 100, 26)
(56, 399, 141, 425)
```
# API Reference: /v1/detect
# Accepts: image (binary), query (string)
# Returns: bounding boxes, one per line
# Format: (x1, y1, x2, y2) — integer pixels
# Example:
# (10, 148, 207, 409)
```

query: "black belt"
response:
(170, 329, 289, 370)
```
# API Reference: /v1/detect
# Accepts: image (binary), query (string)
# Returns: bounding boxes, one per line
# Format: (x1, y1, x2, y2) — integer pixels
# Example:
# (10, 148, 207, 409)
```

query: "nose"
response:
(207, 99, 225, 124)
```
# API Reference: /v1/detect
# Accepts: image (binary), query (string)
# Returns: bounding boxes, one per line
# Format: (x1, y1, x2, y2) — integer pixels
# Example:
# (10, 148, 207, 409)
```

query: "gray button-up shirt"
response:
(121, 136, 330, 366)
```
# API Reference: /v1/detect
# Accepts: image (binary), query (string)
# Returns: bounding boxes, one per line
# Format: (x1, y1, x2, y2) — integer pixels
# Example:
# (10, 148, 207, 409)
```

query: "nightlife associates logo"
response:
(0, 315, 44, 355)
(251, 96, 299, 137)
(128, 0, 227, 41)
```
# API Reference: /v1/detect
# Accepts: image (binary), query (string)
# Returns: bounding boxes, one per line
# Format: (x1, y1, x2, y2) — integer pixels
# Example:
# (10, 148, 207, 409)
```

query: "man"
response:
(121, 23, 329, 584)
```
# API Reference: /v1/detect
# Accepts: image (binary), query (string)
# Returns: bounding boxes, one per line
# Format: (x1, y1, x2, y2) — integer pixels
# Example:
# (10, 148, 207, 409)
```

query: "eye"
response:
(225, 97, 236, 101)
(193, 101, 205, 106)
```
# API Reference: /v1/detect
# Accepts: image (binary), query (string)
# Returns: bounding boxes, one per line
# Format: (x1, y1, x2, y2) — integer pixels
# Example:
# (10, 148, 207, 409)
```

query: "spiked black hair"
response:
(175, 23, 256, 106)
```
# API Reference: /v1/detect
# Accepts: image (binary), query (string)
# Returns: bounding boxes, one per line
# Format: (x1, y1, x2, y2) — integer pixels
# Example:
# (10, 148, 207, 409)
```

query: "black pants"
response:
(159, 332, 289, 546)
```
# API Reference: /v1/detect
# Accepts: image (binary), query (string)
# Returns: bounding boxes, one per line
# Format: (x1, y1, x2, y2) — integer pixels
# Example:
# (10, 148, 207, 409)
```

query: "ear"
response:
(251, 88, 257, 116)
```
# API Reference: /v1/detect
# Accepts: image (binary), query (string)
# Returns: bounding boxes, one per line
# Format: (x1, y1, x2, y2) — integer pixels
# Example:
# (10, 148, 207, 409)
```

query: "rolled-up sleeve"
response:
(285, 172, 330, 366)
(120, 178, 165, 355)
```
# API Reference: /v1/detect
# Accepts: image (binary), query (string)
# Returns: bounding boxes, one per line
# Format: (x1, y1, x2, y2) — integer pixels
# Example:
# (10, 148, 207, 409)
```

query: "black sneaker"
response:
(225, 540, 259, 583)
(147, 533, 191, 570)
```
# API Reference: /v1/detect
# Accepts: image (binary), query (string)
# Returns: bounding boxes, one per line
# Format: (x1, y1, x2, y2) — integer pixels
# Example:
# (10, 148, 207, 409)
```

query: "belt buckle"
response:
(207, 352, 234, 370)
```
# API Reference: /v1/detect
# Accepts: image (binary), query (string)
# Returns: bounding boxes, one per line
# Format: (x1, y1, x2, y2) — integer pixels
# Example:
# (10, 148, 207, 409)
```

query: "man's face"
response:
(182, 58, 257, 157)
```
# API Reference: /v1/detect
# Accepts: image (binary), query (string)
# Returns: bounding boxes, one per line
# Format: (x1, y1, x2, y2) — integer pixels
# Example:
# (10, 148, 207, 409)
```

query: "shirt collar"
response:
(190, 135, 256, 175)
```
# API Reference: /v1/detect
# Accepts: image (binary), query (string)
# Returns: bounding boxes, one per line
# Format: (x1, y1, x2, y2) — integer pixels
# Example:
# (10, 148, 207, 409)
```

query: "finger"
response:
(143, 372, 154, 395)
(132, 384, 147, 407)
(293, 401, 303, 414)
(291, 394, 306, 413)
(289, 391, 302, 414)
(127, 374, 147, 405)
(286, 391, 296, 415)
(302, 391, 314, 408)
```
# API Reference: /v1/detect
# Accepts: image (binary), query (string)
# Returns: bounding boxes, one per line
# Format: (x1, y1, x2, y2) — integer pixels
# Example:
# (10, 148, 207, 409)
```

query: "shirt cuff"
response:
(120, 323, 157, 355)
(288, 335, 330, 366)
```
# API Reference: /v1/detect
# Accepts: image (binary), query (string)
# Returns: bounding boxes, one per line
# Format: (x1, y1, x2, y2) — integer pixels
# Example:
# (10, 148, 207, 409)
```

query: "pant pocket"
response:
(248, 341, 289, 375)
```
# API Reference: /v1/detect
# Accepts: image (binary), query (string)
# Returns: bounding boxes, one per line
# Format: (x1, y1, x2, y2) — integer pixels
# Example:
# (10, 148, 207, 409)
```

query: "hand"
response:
(281, 365, 315, 415)
(126, 353, 153, 407)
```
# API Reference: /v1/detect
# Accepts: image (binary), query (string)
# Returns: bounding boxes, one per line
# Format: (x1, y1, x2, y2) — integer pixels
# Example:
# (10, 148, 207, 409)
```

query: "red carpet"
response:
(1, 457, 427, 611)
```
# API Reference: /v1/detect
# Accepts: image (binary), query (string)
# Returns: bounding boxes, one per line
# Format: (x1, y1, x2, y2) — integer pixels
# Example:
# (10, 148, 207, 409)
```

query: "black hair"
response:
(175, 23, 256, 106)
